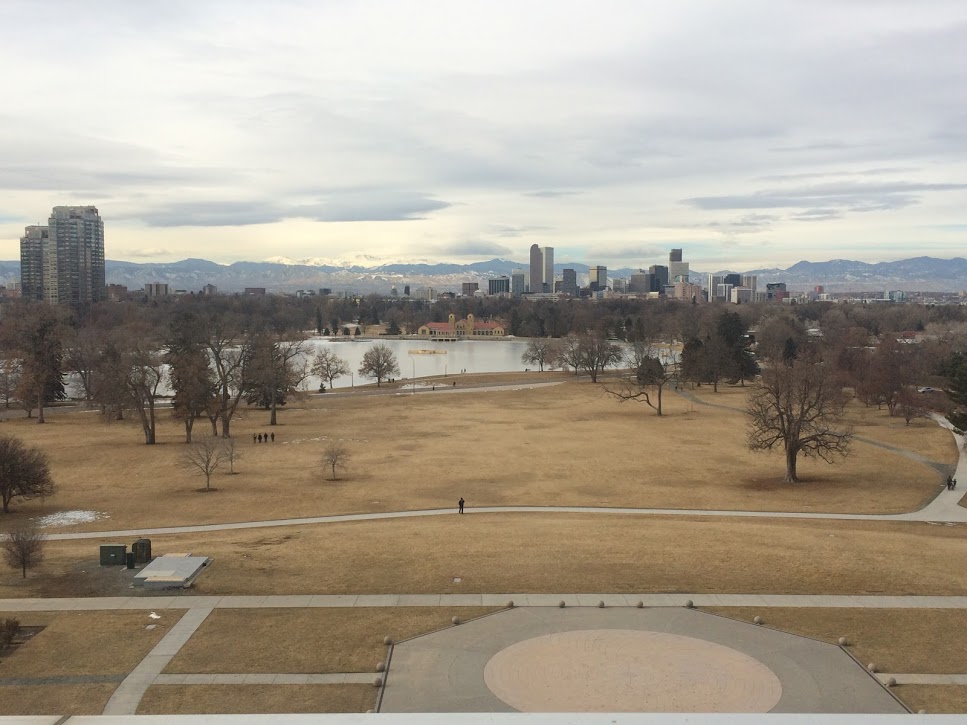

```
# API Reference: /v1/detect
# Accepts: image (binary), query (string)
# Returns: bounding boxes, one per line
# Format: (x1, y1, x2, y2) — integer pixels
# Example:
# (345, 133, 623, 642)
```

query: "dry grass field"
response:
(166, 607, 499, 674)
(0, 379, 954, 536)
(137, 683, 376, 715)
(703, 607, 967, 673)
(5, 514, 966, 598)
(0, 683, 119, 716)
(0, 610, 184, 677)
(894, 686, 967, 714)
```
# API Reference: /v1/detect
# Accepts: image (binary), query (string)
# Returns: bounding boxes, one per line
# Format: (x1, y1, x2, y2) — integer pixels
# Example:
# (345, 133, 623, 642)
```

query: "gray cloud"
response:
(684, 182, 967, 212)
(428, 241, 513, 257)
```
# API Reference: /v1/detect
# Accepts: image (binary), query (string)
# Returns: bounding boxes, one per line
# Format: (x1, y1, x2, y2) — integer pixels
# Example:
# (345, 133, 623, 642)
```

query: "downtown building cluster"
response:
(19, 206, 106, 306)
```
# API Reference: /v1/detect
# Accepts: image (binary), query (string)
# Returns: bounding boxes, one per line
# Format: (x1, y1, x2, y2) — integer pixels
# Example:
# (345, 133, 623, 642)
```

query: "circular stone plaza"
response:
(378, 607, 906, 714)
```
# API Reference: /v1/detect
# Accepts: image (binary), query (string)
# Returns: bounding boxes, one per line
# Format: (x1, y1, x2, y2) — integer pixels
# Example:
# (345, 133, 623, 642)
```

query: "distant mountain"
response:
(0, 256, 963, 293)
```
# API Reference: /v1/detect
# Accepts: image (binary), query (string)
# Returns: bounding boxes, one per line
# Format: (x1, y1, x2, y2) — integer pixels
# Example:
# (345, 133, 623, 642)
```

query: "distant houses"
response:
(418, 313, 505, 340)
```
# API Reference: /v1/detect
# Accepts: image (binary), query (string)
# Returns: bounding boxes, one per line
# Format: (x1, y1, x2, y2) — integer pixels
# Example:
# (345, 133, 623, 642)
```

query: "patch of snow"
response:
(148, 612, 161, 620)
(33, 510, 109, 528)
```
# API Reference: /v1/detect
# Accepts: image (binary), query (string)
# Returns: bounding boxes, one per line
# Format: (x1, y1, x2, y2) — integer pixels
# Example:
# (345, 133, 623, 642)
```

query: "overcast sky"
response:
(1, 0, 966, 270)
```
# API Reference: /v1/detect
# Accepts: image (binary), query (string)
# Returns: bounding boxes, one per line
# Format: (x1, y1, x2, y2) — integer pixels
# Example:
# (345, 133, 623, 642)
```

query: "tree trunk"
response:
(656, 386, 663, 416)
(21, 563, 26, 578)
(37, 389, 45, 424)
(784, 446, 799, 483)
(221, 414, 231, 438)
(270, 394, 278, 426)
(185, 418, 194, 443)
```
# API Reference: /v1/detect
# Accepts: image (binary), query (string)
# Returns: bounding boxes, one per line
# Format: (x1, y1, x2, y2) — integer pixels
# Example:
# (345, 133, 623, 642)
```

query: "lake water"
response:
(307, 338, 535, 389)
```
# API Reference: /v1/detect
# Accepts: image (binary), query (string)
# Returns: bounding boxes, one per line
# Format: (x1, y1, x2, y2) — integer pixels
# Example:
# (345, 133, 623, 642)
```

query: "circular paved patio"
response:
(379, 607, 906, 714)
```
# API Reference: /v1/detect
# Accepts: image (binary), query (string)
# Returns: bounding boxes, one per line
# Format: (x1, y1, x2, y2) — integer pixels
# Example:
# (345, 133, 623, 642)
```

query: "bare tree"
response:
(605, 340, 675, 416)
(0, 356, 21, 410)
(2, 525, 46, 579)
(358, 343, 400, 387)
(0, 435, 55, 514)
(553, 335, 582, 376)
(243, 332, 310, 425)
(747, 359, 853, 483)
(4, 304, 66, 424)
(521, 339, 558, 372)
(894, 387, 930, 426)
(204, 314, 251, 438)
(223, 436, 242, 474)
(182, 435, 225, 491)
(122, 335, 166, 445)
(577, 331, 623, 383)
(311, 348, 350, 390)
(323, 442, 350, 480)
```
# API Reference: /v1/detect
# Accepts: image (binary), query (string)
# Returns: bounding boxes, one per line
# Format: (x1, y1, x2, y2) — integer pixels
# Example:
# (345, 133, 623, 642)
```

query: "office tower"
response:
(741, 275, 757, 291)
(461, 282, 479, 296)
(716, 283, 734, 301)
(511, 270, 525, 297)
(629, 272, 652, 294)
(668, 249, 689, 284)
(589, 265, 608, 291)
(403, 285, 411, 296)
(19, 226, 47, 301)
(562, 268, 578, 297)
(529, 244, 542, 293)
(541, 246, 554, 292)
(649, 265, 669, 291)
(724, 273, 741, 287)
(707, 274, 724, 299)
(488, 277, 510, 295)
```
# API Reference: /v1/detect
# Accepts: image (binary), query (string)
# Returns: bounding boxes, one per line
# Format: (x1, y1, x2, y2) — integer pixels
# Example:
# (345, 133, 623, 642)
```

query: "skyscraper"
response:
(19, 226, 47, 301)
(541, 246, 554, 292)
(562, 268, 578, 297)
(529, 244, 542, 293)
(668, 249, 689, 284)
(511, 269, 526, 297)
(26, 206, 106, 306)
(649, 265, 669, 291)
(589, 266, 608, 291)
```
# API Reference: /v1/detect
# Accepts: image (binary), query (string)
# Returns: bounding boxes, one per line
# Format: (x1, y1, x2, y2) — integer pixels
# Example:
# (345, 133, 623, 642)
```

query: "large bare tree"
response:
(0, 435, 55, 514)
(605, 340, 675, 416)
(323, 442, 350, 480)
(358, 343, 400, 387)
(203, 314, 251, 438)
(122, 334, 166, 445)
(311, 348, 350, 391)
(747, 359, 853, 483)
(576, 331, 622, 383)
(521, 339, 558, 372)
(2, 525, 46, 578)
(553, 335, 582, 376)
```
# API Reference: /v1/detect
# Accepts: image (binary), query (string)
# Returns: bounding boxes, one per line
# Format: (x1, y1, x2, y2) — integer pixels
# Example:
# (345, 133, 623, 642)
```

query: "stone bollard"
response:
(867, 663, 877, 673)
(636, 601, 644, 609)
(558, 601, 566, 608)
(887, 677, 897, 687)
(838, 637, 849, 646)
(451, 616, 461, 625)
(383, 636, 393, 646)
(373, 677, 383, 687)
(376, 662, 385, 673)
(505, 600, 515, 608)
(685, 600, 694, 608)
(598, 601, 605, 608)
(753, 616, 763, 625)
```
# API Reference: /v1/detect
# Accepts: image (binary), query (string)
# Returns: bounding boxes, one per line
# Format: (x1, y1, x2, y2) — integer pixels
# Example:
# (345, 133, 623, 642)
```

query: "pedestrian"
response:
(453, 381, 456, 387)
(954, 478, 959, 490)
(271, 432, 275, 442)
(947, 475, 953, 490)
(458, 497, 465, 514)
(264, 432, 269, 443)
(253, 433, 257, 444)
(257, 434, 263, 443)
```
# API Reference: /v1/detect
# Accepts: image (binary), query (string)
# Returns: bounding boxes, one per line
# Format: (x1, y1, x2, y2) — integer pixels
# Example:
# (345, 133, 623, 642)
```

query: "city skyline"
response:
(1, 1, 966, 269)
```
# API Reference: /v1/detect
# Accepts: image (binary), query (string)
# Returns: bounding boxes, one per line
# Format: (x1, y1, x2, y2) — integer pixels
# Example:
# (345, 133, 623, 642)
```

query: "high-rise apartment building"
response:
(707, 274, 724, 299)
(589, 266, 608, 291)
(541, 246, 554, 292)
(741, 275, 758, 291)
(19, 226, 47, 301)
(20, 206, 105, 306)
(629, 272, 652, 294)
(562, 268, 578, 297)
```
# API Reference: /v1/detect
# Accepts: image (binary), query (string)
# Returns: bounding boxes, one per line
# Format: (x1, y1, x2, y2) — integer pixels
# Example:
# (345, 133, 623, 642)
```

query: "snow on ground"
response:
(33, 510, 109, 528)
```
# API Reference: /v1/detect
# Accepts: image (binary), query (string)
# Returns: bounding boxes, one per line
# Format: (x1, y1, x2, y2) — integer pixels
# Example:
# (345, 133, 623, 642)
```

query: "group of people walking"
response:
(253, 432, 275, 444)
(946, 475, 958, 491)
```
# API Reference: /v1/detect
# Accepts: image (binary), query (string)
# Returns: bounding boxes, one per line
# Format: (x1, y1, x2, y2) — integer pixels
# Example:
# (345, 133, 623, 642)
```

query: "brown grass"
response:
(0, 683, 118, 716)
(6, 514, 967, 598)
(0, 380, 949, 535)
(137, 683, 376, 714)
(165, 607, 499, 674)
(894, 685, 967, 714)
(703, 607, 967, 673)
(0, 610, 184, 677)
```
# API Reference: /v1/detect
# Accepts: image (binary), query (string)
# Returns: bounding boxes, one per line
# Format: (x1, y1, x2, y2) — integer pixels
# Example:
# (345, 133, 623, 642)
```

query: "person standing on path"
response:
(257, 434, 263, 443)
(458, 497, 465, 514)
(271, 432, 275, 442)
(253, 433, 257, 444)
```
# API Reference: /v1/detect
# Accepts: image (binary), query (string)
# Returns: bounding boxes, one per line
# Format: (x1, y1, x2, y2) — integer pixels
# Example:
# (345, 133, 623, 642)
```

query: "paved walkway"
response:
(5, 593, 967, 612)
(876, 673, 967, 685)
(153, 673, 374, 685)
(0, 674, 124, 686)
(102, 606, 212, 716)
